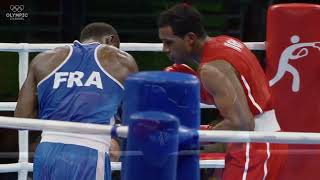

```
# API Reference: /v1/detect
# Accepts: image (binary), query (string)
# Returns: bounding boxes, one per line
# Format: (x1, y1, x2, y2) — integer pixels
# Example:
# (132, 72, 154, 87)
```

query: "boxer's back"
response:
(34, 41, 133, 125)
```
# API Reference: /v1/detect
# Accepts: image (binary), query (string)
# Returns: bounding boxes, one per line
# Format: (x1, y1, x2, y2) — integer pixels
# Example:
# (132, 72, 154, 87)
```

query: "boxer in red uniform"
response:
(158, 4, 287, 180)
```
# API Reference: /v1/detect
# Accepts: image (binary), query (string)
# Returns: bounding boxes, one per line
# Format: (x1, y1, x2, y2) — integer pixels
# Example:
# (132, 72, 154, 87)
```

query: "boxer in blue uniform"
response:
(14, 22, 138, 180)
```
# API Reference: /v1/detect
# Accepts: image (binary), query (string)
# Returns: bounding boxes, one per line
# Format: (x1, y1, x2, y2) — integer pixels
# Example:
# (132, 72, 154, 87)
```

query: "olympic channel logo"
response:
(6, 5, 28, 21)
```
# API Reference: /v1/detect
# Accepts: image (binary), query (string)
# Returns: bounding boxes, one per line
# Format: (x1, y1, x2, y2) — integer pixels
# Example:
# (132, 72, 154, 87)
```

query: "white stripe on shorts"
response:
(96, 151, 105, 180)
(242, 142, 250, 180)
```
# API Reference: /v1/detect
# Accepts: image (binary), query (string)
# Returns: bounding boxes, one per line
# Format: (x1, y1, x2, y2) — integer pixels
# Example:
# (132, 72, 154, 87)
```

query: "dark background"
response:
(0, 0, 319, 179)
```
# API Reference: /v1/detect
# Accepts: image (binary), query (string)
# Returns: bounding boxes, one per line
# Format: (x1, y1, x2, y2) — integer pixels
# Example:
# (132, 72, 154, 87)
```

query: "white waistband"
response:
(254, 109, 281, 132)
(41, 131, 111, 152)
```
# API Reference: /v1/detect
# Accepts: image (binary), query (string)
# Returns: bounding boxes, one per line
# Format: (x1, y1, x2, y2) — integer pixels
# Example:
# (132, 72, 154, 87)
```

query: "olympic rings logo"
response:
(10, 5, 24, 13)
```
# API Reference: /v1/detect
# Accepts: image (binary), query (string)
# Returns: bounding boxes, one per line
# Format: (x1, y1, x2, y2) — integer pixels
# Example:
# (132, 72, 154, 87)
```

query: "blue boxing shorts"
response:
(33, 131, 111, 180)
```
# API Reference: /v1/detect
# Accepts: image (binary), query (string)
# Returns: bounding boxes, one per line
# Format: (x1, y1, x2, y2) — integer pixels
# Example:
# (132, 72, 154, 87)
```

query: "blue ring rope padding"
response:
(111, 124, 120, 138)
(179, 126, 199, 150)
(123, 111, 180, 180)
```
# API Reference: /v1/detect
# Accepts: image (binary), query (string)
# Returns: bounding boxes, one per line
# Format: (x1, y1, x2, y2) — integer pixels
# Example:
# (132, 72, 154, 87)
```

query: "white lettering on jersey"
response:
(224, 39, 243, 52)
(53, 72, 68, 89)
(67, 71, 84, 88)
(53, 71, 103, 89)
(84, 71, 103, 89)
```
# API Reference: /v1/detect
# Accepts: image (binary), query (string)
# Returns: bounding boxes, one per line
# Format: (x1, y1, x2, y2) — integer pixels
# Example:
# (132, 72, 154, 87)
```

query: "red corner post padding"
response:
(266, 3, 320, 180)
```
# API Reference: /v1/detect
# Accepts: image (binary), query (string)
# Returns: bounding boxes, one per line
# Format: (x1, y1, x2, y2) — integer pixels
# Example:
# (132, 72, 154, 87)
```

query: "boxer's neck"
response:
(191, 36, 211, 65)
(81, 38, 102, 44)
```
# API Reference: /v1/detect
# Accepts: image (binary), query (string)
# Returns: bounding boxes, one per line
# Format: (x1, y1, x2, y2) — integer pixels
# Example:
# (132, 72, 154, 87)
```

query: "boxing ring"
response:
(0, 42, 314, 180)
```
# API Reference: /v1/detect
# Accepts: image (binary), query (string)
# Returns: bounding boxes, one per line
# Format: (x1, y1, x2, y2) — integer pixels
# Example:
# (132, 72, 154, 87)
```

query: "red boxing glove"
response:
(200, 125, 212, 130)
(164, 64, 197, 76)
(164, 64, 214, 104)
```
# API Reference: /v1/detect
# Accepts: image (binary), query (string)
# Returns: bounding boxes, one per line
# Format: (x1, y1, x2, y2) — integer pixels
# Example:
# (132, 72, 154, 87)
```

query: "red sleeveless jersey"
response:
(200, 36, 272, 115)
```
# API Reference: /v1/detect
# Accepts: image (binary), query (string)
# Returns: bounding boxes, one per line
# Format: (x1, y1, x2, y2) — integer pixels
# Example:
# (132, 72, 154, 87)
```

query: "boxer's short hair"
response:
(80, 22, 118, 42)
(158, 3, 207, 38)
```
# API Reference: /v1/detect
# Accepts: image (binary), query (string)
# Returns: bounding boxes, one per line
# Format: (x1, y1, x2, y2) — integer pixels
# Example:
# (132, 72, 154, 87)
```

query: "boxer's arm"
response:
(15, 47, 68, 119)
(14, 58, 38, 118)
(99, 46, 138, 85)
(116, 48, 138, 73)
(199, 60, 254, 131)
(109, 107, 122, 162)
(110, 138, 121, 162)
(114, 51, 138, 78)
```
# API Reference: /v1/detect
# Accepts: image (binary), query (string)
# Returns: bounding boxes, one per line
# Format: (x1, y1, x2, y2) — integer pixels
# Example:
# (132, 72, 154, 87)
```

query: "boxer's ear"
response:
(184, 32, 197, 46)
(104, 35, 114, 46)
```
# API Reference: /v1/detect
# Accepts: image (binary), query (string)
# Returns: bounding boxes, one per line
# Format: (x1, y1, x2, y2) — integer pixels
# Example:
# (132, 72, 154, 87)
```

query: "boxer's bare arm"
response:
(14, 59, 38, 118)
(32, 47, 70, 84)
(109, 138, 121, 162)
(14, 47, 70, 118)
(97, 46, 138, 159)
(199, 60, 254, 131)
(98, 45, 138, 85)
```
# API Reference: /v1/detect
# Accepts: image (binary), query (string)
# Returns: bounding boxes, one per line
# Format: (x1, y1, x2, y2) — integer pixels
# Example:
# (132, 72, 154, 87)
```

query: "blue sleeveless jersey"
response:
(37, 41, 124, 125)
